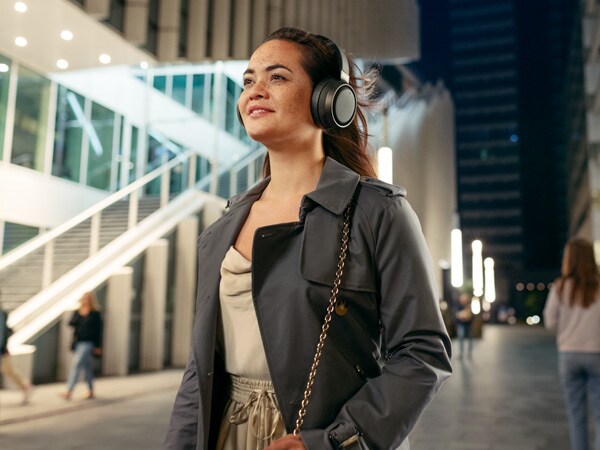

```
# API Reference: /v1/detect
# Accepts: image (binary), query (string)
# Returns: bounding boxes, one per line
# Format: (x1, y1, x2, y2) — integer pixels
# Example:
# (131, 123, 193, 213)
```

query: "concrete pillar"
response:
(103, 268, 133, 376)
(157, 0, 181, 60)
(86, 0, 110, 19)
(140, 239, 168, 371)
(171, 217, 199, 366)
(187, 0, 209, 60)
(58, 310, 75, 381)
(124, 0, 149, 45)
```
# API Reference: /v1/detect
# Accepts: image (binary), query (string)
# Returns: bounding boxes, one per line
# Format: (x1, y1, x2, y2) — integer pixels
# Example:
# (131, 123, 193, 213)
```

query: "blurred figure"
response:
(0, 294, 33, 405)
(59, 292, 102, 400)
(455, 293, 473, 358)
(544, 238, 600, 450)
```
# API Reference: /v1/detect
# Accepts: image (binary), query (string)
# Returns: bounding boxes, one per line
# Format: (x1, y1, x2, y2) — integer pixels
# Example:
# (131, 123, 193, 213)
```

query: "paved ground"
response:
(0, 325, 579, 449)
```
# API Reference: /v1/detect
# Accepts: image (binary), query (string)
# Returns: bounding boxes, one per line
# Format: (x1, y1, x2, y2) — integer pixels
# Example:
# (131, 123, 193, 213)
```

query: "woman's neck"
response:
(262, 141, 325, 200)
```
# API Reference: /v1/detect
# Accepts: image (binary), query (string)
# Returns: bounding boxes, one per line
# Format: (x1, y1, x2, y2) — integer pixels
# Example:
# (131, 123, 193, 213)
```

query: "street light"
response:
(472, 240, 483, 297)
(484, 257, 496, 302)
(377, 147, 393, 184)
(451, 228, 463, 288)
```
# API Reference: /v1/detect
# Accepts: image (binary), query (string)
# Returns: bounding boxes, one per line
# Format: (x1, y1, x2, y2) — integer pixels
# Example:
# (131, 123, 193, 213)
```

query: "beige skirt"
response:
(216, 375, 287, 450)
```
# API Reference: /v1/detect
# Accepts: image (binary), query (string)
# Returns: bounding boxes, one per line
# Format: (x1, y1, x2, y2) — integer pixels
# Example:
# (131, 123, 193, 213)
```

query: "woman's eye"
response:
(243, 78, 253, 86)
(271, 74, 285, 81)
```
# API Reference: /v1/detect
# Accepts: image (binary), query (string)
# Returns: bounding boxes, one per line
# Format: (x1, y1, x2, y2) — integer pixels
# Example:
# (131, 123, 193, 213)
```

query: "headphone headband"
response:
(314, 34, 350, 83)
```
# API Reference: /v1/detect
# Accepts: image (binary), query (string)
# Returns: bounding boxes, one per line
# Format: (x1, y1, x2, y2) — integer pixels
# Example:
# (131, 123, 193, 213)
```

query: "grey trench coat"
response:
(164, 157, 452, 450)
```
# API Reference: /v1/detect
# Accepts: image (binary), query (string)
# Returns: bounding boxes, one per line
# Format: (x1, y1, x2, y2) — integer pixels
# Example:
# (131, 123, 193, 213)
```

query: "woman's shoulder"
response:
(356, 177, 412, 219)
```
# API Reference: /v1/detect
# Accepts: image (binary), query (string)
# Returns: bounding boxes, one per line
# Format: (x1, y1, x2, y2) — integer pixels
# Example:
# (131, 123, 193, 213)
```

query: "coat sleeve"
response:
(301, 197, 452, 450)
(543, 285, 560, 332)
(164, 354, 200, 450)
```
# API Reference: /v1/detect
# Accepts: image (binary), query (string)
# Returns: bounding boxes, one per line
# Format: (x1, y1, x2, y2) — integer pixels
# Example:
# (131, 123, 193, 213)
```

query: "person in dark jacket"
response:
(59, 291, 102, 400)
(165, 27, 452, 450)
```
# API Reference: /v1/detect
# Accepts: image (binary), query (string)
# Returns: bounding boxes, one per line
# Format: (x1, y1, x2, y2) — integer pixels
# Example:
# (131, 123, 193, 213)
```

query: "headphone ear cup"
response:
(311, 78, 357, 129)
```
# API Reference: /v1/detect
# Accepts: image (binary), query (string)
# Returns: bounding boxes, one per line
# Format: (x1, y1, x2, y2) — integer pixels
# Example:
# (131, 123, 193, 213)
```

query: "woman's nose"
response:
(248, 81, 268, 100)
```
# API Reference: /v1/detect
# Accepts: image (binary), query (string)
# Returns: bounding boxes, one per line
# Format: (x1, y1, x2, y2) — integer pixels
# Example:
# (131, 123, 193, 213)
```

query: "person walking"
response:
(59, 292, 102, 400)
(0, 295, 32, 405)
(455, 293, 473, 358)
(165, 27, 451, 450)
(544, 238, 600, 450)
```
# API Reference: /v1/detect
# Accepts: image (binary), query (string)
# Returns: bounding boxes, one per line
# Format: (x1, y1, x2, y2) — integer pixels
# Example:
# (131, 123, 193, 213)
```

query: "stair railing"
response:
(0, 150, 197, 287)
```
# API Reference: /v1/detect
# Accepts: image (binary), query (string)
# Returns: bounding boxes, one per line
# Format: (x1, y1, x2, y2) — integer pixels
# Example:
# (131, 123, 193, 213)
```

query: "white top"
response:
(219, 246, 271, 379)
(543, 280, 600, 353)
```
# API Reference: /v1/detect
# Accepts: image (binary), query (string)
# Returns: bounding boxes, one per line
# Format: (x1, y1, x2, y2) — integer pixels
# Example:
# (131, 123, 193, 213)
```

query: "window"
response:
(11, 65, 50, 171)
(0, 55, 11, 160)
(86, 102, 116, 190)
(53, 87, 85, 182)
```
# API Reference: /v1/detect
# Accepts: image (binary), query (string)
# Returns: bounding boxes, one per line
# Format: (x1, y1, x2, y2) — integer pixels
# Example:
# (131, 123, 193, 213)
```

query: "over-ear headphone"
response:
(237, 35, 357, 130)
(310, 36, 357, 129)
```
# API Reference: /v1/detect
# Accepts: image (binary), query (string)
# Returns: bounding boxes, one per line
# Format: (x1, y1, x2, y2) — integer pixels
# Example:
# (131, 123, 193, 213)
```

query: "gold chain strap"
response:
(293, 201, 353, 435)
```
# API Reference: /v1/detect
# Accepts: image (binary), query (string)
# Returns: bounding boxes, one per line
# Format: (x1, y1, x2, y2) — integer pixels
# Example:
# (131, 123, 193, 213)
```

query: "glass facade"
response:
(11, 65, 50, 171)
(86, 102, 115, 190)
(53, 87, 85, 182)
(0, 55, 10, 160)
(2, 222, 39, 254)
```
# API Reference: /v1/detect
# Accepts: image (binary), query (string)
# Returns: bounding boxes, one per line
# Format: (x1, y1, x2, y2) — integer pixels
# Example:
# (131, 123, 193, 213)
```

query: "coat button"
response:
(355, 365, 366, 378)
(335, 299, 348, 316)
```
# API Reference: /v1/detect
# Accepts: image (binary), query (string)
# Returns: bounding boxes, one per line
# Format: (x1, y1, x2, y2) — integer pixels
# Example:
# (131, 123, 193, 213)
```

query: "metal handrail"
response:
(0, 150, 194, 272)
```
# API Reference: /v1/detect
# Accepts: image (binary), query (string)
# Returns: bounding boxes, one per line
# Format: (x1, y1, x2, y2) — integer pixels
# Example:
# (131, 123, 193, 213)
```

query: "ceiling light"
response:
(15, 37, 27, 47)
(14, 2, 27, 13)
(140, 61, 149, 70)
(60, 30, 73, 41)
(56, 59, 69, 70)
(99, 53, 111, 64)
(0, 64, 9, 73)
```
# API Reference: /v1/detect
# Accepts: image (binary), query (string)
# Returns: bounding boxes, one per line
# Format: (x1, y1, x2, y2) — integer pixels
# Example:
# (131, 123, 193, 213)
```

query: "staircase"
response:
(0, 197, 160, 312)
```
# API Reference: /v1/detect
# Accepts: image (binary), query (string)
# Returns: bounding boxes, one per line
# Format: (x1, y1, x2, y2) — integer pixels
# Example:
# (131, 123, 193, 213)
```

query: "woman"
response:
(544, 238, 600, 450)
(59, 292, 102, 400)
(165, 27, 451, 450)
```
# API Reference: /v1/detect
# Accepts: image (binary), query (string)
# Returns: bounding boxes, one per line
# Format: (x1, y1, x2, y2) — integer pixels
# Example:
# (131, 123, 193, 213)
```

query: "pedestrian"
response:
(455, 292, 473, 358)
(0, 293, 33, 405)
(59, 292, 102, 400)
(164, 26, 452, 450)
(544, 238, 600, 450)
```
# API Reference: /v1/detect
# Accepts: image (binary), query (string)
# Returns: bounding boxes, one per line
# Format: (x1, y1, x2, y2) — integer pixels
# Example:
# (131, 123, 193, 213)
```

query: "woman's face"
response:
(238, 39, 318, 146)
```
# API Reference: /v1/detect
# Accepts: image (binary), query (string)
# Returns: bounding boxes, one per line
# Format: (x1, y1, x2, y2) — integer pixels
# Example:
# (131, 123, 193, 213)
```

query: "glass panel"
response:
(0, 55, 11, 160)
(11, 65, 50, 171)
(196, 155, 210, 183)
(86, 101, 115, 190)
(153, 75, 167, 94)
(144, 0, 159, 54)
(178, 0, 189, 57)
(104, 0, 125, 32)
(172, 75, 187, 106)
(191, 74, 205, 116)
(225, 78, 237, 134)
(2, 222, 39, 254)
(53, 86, 84, 182)
(129, 125, 139, 184)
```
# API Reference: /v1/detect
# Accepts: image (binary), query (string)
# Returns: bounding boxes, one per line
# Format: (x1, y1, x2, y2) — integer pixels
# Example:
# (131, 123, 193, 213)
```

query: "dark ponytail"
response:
(261, 27, 377, 178)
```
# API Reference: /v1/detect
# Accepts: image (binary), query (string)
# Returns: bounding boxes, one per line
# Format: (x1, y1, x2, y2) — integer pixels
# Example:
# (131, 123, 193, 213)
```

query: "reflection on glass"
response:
(129, 125, 139, 184)
(53, 87, 85, 182)
(191, 74, 206, 117)
(225, 77, 239, 134)
(2, 221, 39, 254)
(87, 102, 115, 190)
(172, 74, 187, 106)
(0, 55, 11, 160)
(146, 130, 181, 195)
(12, 65, 50, 171)
(153, 75, 167, 94)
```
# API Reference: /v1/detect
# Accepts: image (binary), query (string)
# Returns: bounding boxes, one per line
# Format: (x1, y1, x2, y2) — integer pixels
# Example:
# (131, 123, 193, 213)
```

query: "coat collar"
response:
(227, 157, 360, 216)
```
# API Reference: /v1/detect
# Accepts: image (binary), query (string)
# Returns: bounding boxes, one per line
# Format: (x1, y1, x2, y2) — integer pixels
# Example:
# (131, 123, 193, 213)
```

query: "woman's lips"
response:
(248, 106, 274, 117)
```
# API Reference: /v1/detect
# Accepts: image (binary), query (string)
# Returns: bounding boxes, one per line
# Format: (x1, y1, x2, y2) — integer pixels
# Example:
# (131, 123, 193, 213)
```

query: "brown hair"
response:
(260, 27, 377, 178)
(557, 238, 600, 308)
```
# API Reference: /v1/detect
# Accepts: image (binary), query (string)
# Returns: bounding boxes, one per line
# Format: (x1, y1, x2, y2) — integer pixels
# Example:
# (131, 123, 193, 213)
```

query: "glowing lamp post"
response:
(484, 257, 496, 303)
(377, 147, 393, 184)
(472, 240, 483, 298)
(451, 229, 463, 288)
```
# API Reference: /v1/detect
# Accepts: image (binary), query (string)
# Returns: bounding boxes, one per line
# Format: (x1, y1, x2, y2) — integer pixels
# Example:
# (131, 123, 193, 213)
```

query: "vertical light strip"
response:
(377, 146, 393, 183)
(451, 228, 463, 287)
(484, 257, 496, 302)
(472, 239, 483, 297)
